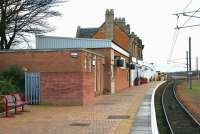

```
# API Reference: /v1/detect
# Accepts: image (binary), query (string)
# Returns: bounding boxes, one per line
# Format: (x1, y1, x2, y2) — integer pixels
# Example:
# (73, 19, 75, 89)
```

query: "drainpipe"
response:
(128, 58, 131, 87)
(128, 45, 132, 87)
(136, 58, 139, 81)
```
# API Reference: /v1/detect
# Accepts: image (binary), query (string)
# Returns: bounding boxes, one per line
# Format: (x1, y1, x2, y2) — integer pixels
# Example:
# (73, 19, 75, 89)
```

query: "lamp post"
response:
(150, 63, 156, 81)
(129, 39, 134, 87)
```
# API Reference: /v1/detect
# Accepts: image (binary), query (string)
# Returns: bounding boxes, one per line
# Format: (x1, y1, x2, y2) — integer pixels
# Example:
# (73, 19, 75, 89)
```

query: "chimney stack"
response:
(105, 9, 114, 40)
(76, 26, 81, 37)
(105, 9, 114, 21)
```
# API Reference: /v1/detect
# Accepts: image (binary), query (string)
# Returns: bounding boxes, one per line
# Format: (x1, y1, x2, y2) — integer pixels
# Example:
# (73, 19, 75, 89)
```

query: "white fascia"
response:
(111, 42, 129, 57)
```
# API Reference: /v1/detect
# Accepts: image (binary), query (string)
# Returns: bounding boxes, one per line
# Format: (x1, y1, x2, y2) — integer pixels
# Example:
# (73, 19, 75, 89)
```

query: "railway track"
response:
(162, 81, 200, 134)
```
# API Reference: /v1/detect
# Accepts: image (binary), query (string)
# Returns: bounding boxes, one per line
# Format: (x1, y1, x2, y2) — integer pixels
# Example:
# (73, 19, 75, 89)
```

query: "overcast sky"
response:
(44, 0, 200, 72)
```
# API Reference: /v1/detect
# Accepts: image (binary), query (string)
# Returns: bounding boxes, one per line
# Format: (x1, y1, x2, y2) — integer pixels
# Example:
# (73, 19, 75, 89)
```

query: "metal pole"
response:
(189, 37, 192, 89)
(136, 58, 138, 78)
(186, 51, 189, 84)
(129, 41, 133, 87)
(128, 52, 131, 87)
(136, 58, 139, 85)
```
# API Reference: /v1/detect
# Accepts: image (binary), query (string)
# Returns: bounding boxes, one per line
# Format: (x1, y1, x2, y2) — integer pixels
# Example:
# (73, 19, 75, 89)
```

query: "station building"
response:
(0, 9, 155, 105)
(35, 9, 145, 94)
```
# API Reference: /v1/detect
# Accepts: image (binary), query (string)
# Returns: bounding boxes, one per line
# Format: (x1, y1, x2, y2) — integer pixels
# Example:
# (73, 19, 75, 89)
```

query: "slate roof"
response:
(78, 28, 98, 38)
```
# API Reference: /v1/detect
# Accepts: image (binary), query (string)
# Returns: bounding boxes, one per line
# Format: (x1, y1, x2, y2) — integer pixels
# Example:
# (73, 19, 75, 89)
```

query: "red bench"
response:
(12, 93, 29, 113)
(3, 93, 29, 117)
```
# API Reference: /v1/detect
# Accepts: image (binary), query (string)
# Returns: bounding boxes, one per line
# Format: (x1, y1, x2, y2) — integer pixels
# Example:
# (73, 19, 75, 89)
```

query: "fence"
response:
(25, 72, 40, 104)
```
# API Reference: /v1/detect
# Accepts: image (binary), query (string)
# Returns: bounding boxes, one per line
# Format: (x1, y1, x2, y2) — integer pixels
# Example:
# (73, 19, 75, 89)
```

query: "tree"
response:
(0, 0, 64, 50)
(2, 65, 25, 93)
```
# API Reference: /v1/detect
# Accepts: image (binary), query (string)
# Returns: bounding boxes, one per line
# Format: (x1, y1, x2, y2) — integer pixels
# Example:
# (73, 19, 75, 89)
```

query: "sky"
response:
(42, 0, 200, 72)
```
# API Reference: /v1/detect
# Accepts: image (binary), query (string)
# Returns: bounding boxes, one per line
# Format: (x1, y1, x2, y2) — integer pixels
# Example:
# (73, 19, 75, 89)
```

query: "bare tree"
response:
(0, 0, 64, 50)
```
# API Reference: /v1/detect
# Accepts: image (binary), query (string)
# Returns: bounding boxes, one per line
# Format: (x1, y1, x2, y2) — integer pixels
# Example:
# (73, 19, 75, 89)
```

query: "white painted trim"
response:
(111, 42, 129, 57)
(151, 81, 166, 134)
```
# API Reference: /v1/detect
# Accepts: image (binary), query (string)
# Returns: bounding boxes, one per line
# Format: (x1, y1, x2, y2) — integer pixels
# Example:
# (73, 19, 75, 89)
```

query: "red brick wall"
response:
(114, 51, 129, 92)
(93, 31, 105, 39)
(115, 67, 129, 92)
(40, 72, 94, 105)
(0, 50, 104, 105)
(93, 26, 105, 39)
(93, 23, 129, 52)
(113, 25, 129, 51)
(82, 73, 94, 105)
(0, 51, 82, 72)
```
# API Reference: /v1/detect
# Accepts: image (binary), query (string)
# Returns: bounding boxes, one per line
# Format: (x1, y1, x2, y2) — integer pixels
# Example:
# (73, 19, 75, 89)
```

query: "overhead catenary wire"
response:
(174, 0, 200, 29)
(181, 7, 200, 28)
(168, 30, 180, 60)
(182, 14, 200, 19)
(168, 0, 194, 63)
(168, 59, 197, 69)
(168, 14, 180, 62)
(173, 9, 200, 15)
(181, 0, 193, 13)
(168, 60, 187, 65)
(170, 57, 196, 61)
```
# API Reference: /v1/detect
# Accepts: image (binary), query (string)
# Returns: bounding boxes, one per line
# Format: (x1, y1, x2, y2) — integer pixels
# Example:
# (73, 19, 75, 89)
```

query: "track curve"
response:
(162, 81, 200, 134)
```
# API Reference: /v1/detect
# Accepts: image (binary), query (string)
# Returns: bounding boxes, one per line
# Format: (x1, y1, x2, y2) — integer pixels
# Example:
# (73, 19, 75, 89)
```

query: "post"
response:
(128, 41, 133, 87)
(196, 57, 199, 79)
(186, 51, 189, 84)
(128, 54, 131, 87)
(136, 59, 139, 79)
(189, 37, 192, 89)
(136, 58, 139, 85)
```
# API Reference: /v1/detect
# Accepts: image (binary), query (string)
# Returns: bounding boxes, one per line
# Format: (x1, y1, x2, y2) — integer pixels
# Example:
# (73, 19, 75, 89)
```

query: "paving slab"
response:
(0, 82, 160, 134)
(130, 85, 157, 134)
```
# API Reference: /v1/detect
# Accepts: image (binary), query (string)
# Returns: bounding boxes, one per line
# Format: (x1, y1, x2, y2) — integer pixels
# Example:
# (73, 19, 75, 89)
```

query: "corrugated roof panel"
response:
(36, 36, 111, 49)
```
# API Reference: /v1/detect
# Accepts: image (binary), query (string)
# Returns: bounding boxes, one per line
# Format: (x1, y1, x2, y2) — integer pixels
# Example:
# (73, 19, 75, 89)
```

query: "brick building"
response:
(0, 49, 105, 105)
(76, 9, 145, 90)
(36, 36, 130, 94)
(0, 9, 154, 106)
(35, 9, 145, 94)
(76, 9, 144, 61)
